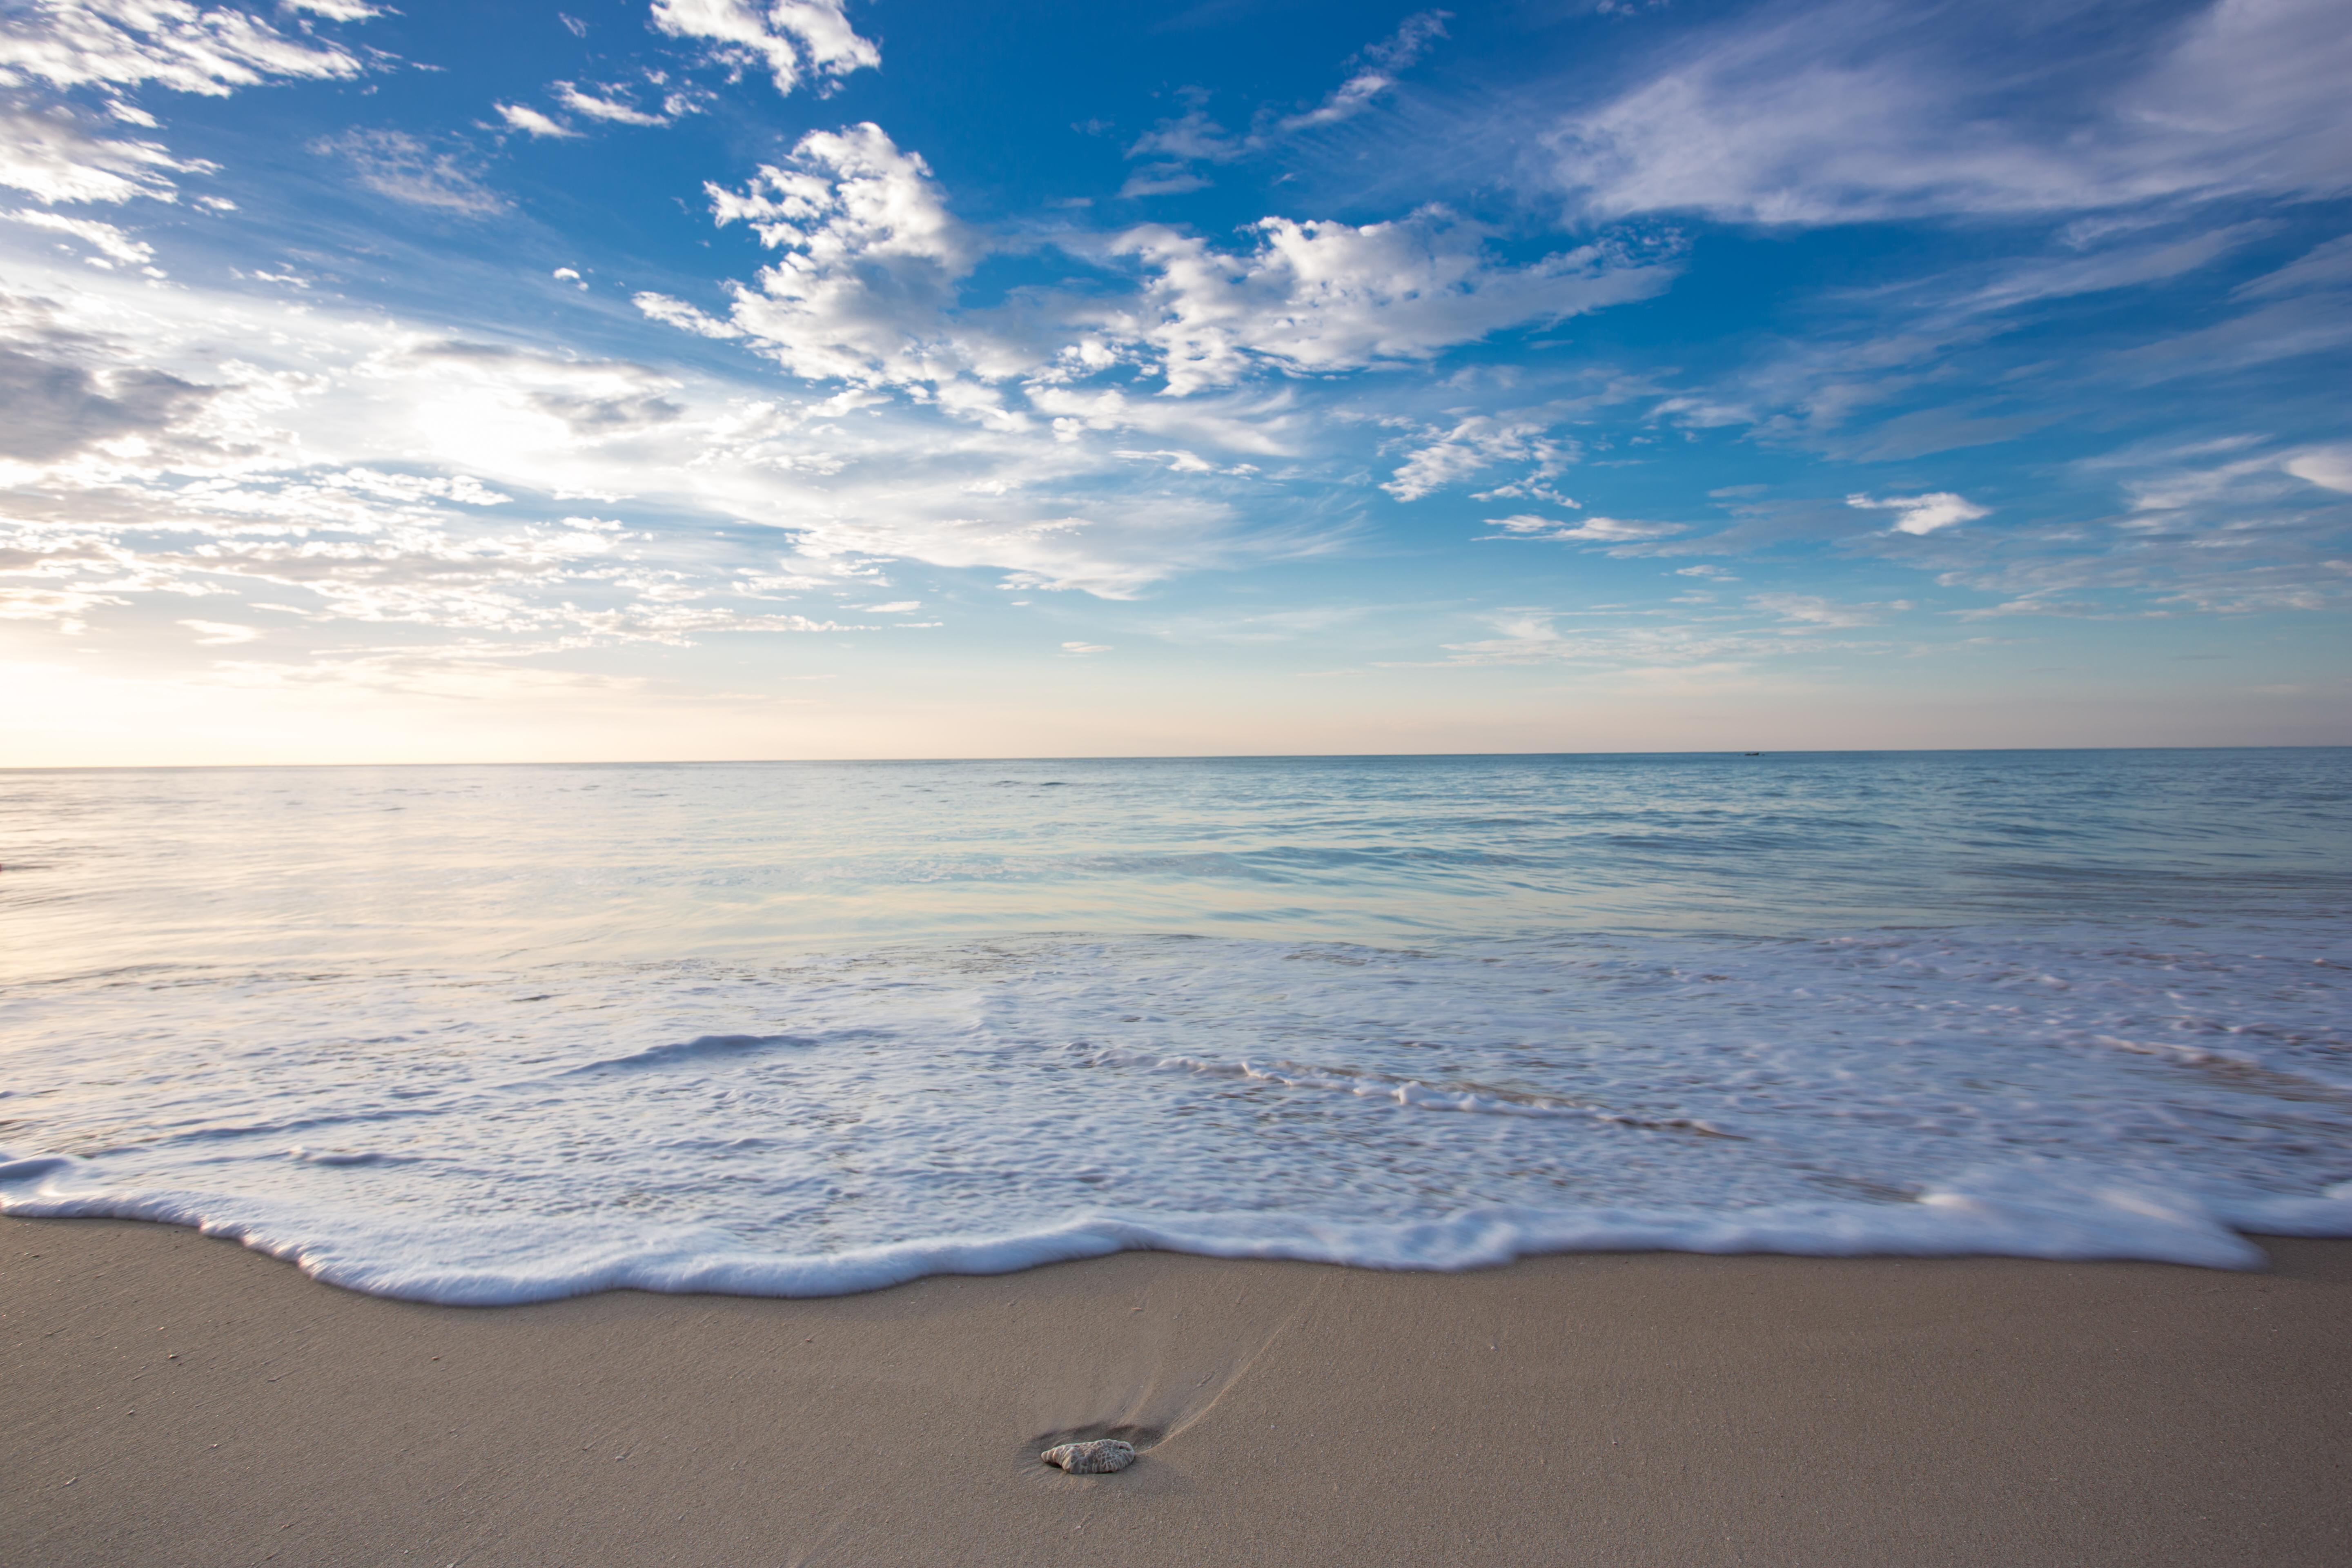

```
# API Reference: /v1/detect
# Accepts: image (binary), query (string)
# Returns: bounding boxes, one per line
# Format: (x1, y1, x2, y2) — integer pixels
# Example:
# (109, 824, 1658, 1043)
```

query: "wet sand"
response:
(4, 1217, 2347, 1566)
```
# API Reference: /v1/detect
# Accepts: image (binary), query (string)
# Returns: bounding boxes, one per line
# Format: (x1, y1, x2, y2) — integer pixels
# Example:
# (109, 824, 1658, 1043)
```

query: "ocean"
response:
(2, 749, 2347, 1303)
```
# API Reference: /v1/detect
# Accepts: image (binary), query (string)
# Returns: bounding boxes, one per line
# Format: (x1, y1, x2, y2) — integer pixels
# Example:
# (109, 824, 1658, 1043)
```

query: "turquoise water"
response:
(2, 750, 2348, 1300)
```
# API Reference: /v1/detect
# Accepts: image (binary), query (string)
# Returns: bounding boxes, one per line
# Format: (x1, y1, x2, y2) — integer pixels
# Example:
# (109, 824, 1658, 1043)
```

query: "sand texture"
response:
(4, 1218, 2348, 1566)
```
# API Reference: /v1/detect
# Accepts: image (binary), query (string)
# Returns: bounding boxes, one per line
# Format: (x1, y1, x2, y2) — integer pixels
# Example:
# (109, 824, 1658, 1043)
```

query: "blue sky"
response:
(0, 0, 2345, 762)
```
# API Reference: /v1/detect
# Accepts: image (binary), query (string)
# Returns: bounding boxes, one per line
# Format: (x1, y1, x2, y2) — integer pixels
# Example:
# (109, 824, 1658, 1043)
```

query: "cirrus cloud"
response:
(1540, 0, 2352, 225)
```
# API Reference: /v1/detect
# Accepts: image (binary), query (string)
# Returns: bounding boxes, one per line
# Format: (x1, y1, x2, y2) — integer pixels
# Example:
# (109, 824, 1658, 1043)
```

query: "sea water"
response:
(2, 750, 2347, 1302)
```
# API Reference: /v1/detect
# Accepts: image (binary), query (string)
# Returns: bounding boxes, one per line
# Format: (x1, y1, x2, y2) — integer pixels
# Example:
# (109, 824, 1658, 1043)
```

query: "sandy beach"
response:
(4, 1218, 2345, 1566)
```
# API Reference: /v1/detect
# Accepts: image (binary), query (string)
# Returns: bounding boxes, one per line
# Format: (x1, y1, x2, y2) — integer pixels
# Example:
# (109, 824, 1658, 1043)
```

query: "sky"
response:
(0, 0, 2345, 764)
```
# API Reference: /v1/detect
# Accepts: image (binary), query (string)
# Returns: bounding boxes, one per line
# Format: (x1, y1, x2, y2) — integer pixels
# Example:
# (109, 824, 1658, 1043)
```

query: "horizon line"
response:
(4, 742, 2346, 773)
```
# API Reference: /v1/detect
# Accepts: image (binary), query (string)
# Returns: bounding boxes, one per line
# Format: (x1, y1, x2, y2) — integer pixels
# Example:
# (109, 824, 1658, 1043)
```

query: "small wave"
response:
(2085, 1035, 2352, 1099)
(286, 1146, 412, 1167)
(564, 1030, 884, 1074)
(1080, 1045, 1741, 1137)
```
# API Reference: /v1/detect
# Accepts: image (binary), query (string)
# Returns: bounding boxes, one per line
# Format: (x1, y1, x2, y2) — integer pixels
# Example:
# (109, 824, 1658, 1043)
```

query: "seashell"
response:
(1041, 1438, 1136, 1474)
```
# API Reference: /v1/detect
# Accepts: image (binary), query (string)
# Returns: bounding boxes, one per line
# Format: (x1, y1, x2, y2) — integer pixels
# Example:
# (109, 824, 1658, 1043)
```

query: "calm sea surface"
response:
(3, 750, 2348, 1300)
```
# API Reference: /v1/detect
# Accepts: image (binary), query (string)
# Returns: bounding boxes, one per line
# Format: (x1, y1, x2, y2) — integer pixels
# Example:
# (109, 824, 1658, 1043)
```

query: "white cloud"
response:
(553, 81, 670, 127)
(1118, 164, 1210, 199)
(1384, 414, 1575, 501)
(394, 341, 686, 434)
(1127, 111, 1245, 165)
(1953, 225, 2265, 316)
(2236, 235, 2352, 300)
(2101, 442, 2352, 542)
(4, 206, 154, 265)
(1484, 513, 1682, 542)
(688, 123, 994, 386)
(632, 291, 744, 340)
(0, 338, 212, 460)
(641, 125, 1674, 413)
(495, 102, 579, 140)
(1429, 606, 1886, 671)
(0, 0, 367, 97)
(1126, 11, 1452, 175)
(2109, 290, 2352, 383)
(2120, 452, 2287, 515)
(648, 0, 879, 98)
(179, 617, 260, 643)
(0, 105, 200, 204)
(1025, 384, 1300, 458)
(0, 2, 356, 214)
(316, 468, 513, 507)
(1106, 210, 1674, 395)
(1750, 591, 1886, 628)
(1540, 0, 2352, 225)
(1274, 69, 1393, 134)
(313, 130, 506, 215)
(1847, 491, 1987, 535)
(1903, 438, 2352, 618)
(0, 584, 129, 631)
(1601, 212, 2320, 468)
(1472, 477, 1579, 508)
(0, 253, 1333, 655)
(1060, 640, 1110, 653)
(1278, 9, 1451, 131)
(1113, 448, 1222, 474)
(2286, 445, 2352, 494)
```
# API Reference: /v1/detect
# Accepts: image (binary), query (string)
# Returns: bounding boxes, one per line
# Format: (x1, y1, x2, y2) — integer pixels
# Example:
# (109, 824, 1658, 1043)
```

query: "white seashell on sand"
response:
(1042, 1439, 1136, 1474)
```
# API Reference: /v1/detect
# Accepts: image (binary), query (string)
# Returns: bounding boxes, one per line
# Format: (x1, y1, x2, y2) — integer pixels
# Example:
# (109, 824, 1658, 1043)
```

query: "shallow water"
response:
(3, 750, 2348, 1300)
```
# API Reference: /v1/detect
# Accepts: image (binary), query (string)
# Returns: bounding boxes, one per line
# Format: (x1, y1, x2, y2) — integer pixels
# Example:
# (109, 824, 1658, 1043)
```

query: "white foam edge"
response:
(7, 1155, 2348, 1306)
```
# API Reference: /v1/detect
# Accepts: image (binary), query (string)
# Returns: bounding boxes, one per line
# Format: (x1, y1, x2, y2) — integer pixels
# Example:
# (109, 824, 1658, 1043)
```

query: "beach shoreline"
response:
(6, 1216, 2346, 1566)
